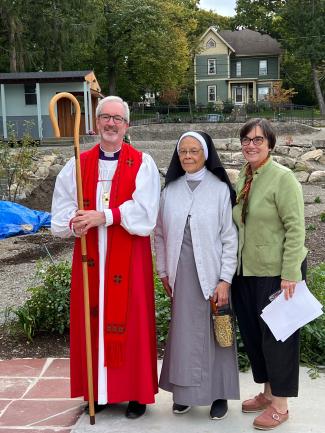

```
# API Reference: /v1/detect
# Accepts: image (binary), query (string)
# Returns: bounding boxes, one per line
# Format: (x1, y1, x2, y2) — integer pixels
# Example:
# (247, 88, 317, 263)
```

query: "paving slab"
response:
(72, 364, 325, 433)
(0, 358, 84, 433)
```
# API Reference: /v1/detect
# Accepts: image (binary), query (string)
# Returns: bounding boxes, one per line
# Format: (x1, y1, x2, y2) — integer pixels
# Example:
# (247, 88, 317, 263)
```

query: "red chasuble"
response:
(69, 142, 158, 403)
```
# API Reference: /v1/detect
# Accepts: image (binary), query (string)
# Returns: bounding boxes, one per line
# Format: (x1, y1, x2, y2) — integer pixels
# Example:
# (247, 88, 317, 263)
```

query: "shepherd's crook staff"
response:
(49, 92, 95, 425)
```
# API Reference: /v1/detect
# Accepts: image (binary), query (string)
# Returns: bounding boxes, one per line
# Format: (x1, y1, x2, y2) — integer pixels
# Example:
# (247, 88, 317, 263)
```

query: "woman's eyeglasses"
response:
(178, 149, 202, 156)
(241, 136, 265, 146)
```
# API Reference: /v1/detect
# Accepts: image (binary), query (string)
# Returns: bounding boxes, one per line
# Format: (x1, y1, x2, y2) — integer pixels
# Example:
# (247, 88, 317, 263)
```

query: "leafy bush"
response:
(0, 121, 38, 201)
(12, 261, 71, 340)
(154, 274, 171, 346)
(300, 264, 325, 367)
(320, 212, 325, 222)
(222, 100, 234, 114)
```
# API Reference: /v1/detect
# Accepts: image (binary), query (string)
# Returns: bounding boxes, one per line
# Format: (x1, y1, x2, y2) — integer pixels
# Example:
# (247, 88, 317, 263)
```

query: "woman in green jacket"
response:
(232, 118, 307, 430)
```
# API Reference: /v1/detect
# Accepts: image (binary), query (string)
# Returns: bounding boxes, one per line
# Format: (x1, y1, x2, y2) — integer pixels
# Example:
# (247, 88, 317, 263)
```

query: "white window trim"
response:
(259, 60, 268, 76)
(208, 85, 217, 102)
(208, 59, 216, 75)
(206, 38, 216, 49)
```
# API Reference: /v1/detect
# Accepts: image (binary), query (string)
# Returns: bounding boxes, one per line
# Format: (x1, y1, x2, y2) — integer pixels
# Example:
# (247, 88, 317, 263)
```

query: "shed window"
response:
(24, 84, 37, 105)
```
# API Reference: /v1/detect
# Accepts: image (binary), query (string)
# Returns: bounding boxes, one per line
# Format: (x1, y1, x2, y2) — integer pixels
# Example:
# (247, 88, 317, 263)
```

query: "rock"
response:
(295, 160, 314, 173)
(214, 139, 228, 151)
(225, 169, 240, 185)
(294, 171, 309, 183)
(34, 165, 50, 178)
(231, 152, 246, 164)
(301, 149, 323, 162)
(228, 140, 242, 151)
(313, 139, 325, 149)
(49, 164, 63, 177)
(275, 146, 289, 155)
(272, 155, 295, 169)
(289, 147, 304, 158)
(308, 171, 325, 183)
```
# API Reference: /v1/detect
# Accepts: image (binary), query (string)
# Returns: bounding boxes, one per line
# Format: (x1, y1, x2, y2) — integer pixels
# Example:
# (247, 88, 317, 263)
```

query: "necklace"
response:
(98, 160, 117, 209)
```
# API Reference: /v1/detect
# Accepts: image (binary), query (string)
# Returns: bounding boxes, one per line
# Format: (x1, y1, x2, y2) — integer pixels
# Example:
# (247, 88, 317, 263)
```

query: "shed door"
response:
(57, 96, 86, 137)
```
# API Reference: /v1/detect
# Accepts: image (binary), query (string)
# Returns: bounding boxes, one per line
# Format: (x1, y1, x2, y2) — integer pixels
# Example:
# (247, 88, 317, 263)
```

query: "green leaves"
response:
(12, 261, 72, 340)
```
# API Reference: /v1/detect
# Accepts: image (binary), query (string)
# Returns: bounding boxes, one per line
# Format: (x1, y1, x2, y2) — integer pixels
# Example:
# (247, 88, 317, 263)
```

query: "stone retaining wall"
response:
(6, 122, 325, 216)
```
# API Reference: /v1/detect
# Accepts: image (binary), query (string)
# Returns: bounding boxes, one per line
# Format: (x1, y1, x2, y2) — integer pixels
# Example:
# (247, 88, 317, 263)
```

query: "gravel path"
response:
(0, 232, 73, 324)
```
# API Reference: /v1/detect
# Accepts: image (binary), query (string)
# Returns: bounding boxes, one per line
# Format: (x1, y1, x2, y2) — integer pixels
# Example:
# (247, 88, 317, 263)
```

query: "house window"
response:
(259, 60, 267, 76)
(236, 61, 242, 77)
(208, 59, 216, 75)
(258, 86, 270, 101)
(24, 84, 37, 105)
(206, 38, 216, 49)
(235, 87, 243, 103)
(208, 85, 216, 102)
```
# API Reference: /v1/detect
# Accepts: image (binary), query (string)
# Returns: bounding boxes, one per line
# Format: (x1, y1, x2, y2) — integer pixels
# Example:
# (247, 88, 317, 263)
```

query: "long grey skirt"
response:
(159, 219, 240, 406)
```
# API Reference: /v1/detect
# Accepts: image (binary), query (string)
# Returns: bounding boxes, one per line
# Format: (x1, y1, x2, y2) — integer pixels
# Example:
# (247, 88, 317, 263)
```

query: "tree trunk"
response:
(312, 64, 325, 115)
(9, 16, 17, 72)
(108, 69, 117, 95)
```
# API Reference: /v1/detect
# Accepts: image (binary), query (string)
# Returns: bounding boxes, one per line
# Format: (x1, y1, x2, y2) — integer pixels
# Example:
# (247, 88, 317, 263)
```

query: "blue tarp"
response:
(0, 201, 51, 239)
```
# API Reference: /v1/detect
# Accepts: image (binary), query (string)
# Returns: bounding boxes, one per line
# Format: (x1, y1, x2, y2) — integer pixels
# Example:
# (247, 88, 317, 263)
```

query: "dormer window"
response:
(208, 59, 216, 75)
(206, 38, 216, 49)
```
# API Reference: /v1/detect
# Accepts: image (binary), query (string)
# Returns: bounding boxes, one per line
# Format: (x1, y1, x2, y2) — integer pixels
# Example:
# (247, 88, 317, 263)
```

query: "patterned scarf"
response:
(236, 156, 270, 223)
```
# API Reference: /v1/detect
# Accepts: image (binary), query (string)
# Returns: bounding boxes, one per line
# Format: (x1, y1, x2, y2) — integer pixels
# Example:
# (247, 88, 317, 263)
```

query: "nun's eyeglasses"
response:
(178, 149, 202, 156)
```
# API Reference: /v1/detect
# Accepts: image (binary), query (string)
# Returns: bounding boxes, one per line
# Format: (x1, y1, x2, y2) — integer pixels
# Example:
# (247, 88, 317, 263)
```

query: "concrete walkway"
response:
(1, 358, 324, 432)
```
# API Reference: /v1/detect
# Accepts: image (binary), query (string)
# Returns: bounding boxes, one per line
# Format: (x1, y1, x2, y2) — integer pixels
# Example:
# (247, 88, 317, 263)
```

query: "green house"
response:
(195, 27, 281, 106)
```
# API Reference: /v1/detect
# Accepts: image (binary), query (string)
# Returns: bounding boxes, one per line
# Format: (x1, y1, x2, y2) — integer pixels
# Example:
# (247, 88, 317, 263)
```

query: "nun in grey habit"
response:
(154, 131, 239, 419)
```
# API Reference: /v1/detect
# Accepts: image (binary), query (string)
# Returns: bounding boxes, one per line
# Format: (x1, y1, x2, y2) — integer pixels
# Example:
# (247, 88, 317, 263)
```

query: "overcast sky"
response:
(199, 0, 236, 17)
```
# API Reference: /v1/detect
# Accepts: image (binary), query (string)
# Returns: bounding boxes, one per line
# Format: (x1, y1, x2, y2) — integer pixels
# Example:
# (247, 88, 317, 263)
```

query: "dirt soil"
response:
(0, 216, 324, 360)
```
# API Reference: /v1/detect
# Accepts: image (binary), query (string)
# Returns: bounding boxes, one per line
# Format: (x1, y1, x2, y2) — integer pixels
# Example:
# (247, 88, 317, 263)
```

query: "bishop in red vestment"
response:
(51, 96, 160, 418)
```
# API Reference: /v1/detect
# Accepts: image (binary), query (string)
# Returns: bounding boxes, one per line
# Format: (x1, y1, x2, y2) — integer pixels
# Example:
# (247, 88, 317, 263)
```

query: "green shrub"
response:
(12, 261, 71, 340)
(320, 212, 325, 222)
(301, 264, 325, 367)
(314, 196, 321, 204)
(154, 274, 171, 346)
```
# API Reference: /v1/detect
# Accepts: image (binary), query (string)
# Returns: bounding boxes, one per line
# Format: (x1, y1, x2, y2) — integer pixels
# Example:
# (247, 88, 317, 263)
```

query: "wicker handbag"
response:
(210, 300, 234, 348)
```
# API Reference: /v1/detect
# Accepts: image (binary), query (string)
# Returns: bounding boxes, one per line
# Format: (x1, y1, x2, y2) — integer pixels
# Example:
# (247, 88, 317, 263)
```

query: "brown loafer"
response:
(242, 393, 272, 413)
(253, 406, 289, 430)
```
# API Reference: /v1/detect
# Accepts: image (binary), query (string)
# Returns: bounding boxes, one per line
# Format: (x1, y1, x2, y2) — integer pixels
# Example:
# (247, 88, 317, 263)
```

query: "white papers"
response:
(260, 280, 323, 342)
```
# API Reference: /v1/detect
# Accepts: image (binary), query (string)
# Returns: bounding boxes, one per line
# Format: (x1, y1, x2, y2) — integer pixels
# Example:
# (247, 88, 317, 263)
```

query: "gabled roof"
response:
(219, 29, 281, 56)
(200, 26, 235, 52)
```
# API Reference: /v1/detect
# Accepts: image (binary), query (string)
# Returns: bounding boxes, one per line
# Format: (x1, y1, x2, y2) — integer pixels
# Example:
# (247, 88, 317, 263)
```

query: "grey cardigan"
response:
(154, 171, 238, 300)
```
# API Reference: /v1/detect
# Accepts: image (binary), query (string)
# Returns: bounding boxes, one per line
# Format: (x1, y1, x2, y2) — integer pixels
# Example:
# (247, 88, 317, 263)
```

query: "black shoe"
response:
(85, 401, 109, 414)
(210, 399, 228, 420)
(172, 403, 192, 414)
(125, 401, 146, 419)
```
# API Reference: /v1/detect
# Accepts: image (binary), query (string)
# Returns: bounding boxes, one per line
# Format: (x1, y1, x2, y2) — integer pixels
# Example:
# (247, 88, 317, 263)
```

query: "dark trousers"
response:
(232, 260, 307, 397)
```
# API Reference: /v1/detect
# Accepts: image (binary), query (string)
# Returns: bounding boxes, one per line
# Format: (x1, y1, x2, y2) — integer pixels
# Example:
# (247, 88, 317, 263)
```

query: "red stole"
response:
(72, 142, 142, 368)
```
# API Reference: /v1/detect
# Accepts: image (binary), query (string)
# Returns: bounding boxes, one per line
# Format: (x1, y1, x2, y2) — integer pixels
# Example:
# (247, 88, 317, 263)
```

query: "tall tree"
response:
(0, 0, 27, 72)
(95, 0, 196, 99)
(234, 0, 284, 37)
(278, 0, 325, 114)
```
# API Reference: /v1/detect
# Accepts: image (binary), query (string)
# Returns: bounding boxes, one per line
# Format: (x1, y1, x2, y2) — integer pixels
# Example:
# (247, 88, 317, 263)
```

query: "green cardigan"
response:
(233, 156, 307, 281)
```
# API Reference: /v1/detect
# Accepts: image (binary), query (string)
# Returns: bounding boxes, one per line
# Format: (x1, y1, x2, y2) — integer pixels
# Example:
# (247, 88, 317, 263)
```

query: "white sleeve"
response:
(154, 189, 168, 278)
(119, 153, 161, 236)
(219, 192, 238, 284)
(51, 158, 78, 238)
